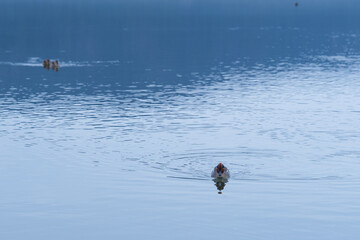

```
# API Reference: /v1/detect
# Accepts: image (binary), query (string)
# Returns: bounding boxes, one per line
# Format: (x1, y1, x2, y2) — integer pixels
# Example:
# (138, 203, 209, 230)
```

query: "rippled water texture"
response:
(1, 1, 360, 239)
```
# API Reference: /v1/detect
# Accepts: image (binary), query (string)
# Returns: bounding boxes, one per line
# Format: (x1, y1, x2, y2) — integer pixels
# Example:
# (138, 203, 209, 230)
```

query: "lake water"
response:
(1, 1, 360, 239)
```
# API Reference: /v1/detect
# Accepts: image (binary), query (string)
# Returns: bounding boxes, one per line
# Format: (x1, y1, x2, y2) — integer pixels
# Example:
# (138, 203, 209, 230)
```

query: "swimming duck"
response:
(50, 60, 60, 71)
(42, 59, 50, 70)
(211, 163, 230, 178)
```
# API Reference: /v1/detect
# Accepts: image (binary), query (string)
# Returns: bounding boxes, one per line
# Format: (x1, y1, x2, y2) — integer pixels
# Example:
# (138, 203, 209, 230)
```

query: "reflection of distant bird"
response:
(295, 2, 299, 7)
(211, 163, 230, 178)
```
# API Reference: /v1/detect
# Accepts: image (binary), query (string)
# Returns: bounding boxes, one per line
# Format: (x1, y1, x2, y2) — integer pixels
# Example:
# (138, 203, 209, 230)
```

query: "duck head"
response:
(215, 163, 225, 177)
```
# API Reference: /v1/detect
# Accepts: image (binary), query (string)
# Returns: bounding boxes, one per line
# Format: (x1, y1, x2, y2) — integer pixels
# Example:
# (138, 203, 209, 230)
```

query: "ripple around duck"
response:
(159, 148, 281, 180)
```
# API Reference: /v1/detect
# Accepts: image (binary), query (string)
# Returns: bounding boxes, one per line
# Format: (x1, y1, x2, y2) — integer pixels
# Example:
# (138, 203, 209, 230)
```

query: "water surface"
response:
(1, 1, 360, 239)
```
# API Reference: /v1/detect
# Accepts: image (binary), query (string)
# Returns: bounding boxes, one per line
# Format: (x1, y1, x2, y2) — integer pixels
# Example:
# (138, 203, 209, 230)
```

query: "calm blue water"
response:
(1, 1, 360, 239)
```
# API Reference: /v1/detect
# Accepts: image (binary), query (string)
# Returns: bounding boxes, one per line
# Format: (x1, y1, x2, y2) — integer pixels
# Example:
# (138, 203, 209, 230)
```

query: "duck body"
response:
(51, 60, 60, 71)
(42, 59, 50, 70)
(42, 59, 60, 71)
(211, 163, 230, 179)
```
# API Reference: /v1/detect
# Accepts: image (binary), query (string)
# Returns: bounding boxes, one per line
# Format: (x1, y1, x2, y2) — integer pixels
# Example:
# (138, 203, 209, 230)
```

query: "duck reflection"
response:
(211, 163, 230, 194)
(213, 177, 228, 194)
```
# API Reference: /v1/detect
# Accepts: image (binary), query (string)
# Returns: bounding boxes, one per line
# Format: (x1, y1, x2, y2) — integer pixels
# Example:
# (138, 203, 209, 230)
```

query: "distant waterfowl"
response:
(42, 59, 50, 70)
(295, 2, 299, 7)
(211, 163, 230, 179)
(51, 60, 60, 72)
(42, 59, 60, 71)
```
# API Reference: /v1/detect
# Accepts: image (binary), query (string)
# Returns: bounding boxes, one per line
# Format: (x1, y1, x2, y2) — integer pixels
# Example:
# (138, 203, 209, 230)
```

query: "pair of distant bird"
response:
(43, 59, 60, 71)
(211, 163, 230, 179)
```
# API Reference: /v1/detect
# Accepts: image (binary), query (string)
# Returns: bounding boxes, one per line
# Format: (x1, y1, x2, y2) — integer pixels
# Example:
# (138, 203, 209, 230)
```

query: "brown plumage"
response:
(211, 163, 230, 178)
(50, 60, 60, 72)
(43, 59, 60, 71)
(42, 59, 50, 70)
